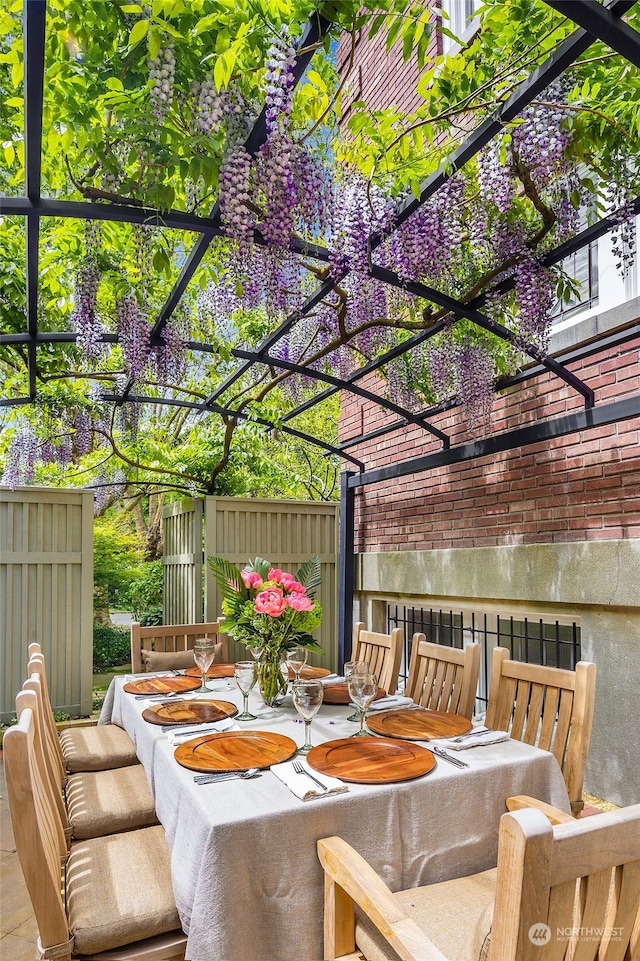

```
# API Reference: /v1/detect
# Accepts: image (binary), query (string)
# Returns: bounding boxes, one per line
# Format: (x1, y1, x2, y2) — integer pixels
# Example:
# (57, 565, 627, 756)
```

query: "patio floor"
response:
(0, 745, 618, 959)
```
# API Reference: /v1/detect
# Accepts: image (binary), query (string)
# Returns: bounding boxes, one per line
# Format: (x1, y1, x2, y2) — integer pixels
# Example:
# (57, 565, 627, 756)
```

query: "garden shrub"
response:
(93, 625, 131, 671)
(140, 606, 164, 626)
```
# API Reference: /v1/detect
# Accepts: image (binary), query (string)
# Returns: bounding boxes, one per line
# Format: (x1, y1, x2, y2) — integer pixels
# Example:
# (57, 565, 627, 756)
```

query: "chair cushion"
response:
(142, 643, 223, 672)
(67, 825, 182, 954)
(66, 765, 159, 839)
(355, 868, 496, 961)
(59, 724, 139, 773)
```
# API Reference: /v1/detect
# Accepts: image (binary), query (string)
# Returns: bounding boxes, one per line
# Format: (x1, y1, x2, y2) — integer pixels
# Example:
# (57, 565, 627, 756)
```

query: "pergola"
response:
(1, 0, 639, 657)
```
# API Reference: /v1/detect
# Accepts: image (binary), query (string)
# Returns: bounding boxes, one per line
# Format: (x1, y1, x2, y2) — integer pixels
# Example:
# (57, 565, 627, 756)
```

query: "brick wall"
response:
(336, 2, 439, 122)
(340, 333, 640, 552)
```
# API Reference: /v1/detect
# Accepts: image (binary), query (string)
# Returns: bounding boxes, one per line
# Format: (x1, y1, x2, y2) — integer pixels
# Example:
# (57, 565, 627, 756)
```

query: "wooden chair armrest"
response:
(506, 795, 575, 825)
(317, 837, 449, 961)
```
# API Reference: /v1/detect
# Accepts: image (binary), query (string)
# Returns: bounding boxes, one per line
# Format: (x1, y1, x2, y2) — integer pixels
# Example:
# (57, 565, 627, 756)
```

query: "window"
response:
(441, 0, 481, 55)
(552, 242, 599, 322)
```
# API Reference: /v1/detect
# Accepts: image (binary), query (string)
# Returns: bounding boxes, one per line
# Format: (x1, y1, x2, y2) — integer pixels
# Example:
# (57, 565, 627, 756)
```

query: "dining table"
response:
(100, 674, 571, 961)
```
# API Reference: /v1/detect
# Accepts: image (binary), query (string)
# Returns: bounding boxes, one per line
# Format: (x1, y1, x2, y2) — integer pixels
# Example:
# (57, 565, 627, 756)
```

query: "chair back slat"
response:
(405, 637, 480, 720)
(550, 690, 574, 765)
(130, 618, 228, 673)
(486, 649, 596, 816)
(352, 624, 403, 696)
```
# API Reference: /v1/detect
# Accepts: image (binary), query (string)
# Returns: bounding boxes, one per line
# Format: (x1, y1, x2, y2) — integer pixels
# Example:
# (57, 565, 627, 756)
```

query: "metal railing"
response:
(387, 603, 581, 714)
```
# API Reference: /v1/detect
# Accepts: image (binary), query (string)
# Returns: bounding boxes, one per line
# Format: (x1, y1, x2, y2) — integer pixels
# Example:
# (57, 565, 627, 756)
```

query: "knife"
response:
(169, 725, 228, 741)
(430, 745, 469, 769)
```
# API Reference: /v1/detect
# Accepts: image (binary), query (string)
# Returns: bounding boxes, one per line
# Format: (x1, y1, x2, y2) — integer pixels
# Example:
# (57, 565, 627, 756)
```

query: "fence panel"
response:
(203, 497, 339, 670)
(0, 486, 94, 720)
(162, 498, 203, 624)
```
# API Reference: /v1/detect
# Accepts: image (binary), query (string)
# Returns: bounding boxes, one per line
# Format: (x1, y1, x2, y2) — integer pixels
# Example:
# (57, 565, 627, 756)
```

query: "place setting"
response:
(270, 675, 350, 800)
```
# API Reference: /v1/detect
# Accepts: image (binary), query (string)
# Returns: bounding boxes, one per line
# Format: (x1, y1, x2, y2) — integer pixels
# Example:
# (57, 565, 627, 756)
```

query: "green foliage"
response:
(93, 625, 131, 671)
(140, 606, 164, 626)
(123, 560, 164, 619)
(93, 513, 142, 613)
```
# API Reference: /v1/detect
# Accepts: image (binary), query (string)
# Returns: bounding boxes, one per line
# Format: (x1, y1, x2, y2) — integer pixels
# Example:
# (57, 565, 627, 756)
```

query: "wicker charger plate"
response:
(307, 737, 436, 784)
(366, 708, 471, 741)
(322, 683, 387, 706)
(183, 663, 235, 678)
(142, 698, 238, 726)
(123, 675, 202, 695)
(174, 730, 297, 772)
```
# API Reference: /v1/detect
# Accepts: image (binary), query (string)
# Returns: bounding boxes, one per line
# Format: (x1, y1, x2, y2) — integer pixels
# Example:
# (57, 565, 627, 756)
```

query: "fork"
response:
(292, 759, 328, 792)
(452, 727, 493, 742)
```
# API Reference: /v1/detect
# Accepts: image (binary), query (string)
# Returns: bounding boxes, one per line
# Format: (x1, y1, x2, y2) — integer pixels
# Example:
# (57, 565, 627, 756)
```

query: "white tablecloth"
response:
(100, 678, 570, 961)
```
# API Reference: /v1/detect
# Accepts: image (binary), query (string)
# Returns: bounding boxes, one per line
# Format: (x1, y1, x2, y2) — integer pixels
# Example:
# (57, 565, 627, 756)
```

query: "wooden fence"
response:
(162, 498, 203, 624)
(0, 486, 94, 721)
(163, 496, 340, 671)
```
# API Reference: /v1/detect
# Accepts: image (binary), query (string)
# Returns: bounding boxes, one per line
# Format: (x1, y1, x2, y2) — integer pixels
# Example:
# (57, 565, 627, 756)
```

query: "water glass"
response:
(292, 679, 323, 754)
(347, 671, 377, 737)
(234, 660, 258, 720)
(193, 637, 216, 692)
(344, 659, 369, 720)
(286, 646, 308, 685)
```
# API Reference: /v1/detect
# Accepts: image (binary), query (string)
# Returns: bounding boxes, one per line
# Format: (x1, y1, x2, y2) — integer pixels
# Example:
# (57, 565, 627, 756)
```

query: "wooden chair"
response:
(19, 678, 158, 843)
(404, 635, 481, 720)
(351, 622, 403, 695)
(28, 653, 139, 773)
(318, 801, 640, 961)
(4, 705, 186, 961)
(485, 647, 597, 816)
(130, 618, 228, 674)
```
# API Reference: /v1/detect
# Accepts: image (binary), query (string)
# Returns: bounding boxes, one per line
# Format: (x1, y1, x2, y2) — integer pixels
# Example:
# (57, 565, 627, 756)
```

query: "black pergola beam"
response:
(23, 0, 46, 398)
(232, 348, 450, 446)
(99, 391, 364, 470)
(348, 395, 640, 489)
(544, 0, 640, 67)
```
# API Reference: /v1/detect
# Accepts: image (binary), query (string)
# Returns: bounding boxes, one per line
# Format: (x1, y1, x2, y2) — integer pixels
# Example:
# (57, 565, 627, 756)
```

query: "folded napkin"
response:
(271, 759, 349, 801)
(437, 728, 510, 750)
(165, 717, 237, 745)
(367, 695, 415, 712)
(320, 674, 344, 686)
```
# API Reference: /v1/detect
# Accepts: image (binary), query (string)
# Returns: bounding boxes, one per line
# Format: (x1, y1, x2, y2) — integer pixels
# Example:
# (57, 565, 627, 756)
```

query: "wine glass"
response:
(292, 680, 323, 754)
(344, 659, 369, 721)
(347, 671, 377, 737)
(234, 661, 258, 721)
(193, 637, 216, 693)
(285, 646, 308, 687)
(247, 645, 265, 663)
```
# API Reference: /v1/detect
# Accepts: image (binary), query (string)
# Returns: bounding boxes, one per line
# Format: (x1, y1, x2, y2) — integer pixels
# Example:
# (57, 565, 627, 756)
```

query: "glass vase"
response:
(258, 651, 289, 707)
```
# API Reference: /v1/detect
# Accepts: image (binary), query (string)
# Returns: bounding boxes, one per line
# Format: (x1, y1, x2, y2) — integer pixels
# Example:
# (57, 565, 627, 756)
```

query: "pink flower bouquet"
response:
(207, 554, 323, 656)
(208, 555, 323, 704)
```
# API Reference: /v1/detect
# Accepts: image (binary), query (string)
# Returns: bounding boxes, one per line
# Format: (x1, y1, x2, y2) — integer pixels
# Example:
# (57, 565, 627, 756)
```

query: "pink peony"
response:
(268, 568, 285, 583)
(287, 591, 315, 612)
(282, 575, 307, 594)
(254, 587, 288, 617)
(242, 569, 263, 589)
